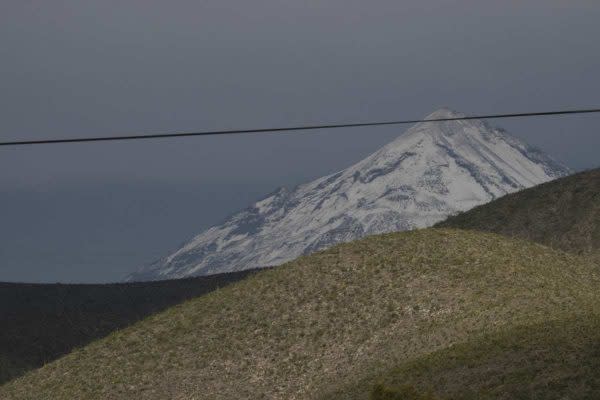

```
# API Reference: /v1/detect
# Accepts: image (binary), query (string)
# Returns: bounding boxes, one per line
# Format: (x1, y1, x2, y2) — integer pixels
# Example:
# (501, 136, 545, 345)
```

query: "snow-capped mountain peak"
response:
(424, 107, 463, 119)
(126, 109, 570, 281)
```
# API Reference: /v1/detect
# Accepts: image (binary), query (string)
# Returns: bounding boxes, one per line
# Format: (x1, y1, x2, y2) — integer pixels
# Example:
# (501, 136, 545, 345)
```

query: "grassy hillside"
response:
(0, 269, 258, 384)
(1, 229, 598, 399)
(350, 315, 600, 400)
(437, 168, 600, 263)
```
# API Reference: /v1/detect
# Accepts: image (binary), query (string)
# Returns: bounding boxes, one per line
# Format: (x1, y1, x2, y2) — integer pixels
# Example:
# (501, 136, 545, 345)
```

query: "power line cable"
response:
(1, 107, 599, 147)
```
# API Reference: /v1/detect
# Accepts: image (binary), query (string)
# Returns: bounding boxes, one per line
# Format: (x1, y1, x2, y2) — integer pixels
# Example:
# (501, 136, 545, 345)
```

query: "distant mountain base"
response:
(0, 269, 260, 385)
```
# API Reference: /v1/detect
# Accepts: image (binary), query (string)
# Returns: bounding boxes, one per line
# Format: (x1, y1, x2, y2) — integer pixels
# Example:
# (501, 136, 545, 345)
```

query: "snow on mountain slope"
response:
(126, 109, 570, 281)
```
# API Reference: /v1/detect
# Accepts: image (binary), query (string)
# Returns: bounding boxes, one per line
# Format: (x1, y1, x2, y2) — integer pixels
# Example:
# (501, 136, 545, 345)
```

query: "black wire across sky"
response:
(1, 108, 599, 147)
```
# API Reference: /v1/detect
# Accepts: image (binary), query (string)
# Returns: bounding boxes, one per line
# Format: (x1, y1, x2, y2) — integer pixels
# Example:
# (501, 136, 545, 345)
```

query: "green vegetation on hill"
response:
(0, 270, 257, 385)
(437, 168, 600, 263)
(359, 315, 600, 400)
(1, 229, 598, 399)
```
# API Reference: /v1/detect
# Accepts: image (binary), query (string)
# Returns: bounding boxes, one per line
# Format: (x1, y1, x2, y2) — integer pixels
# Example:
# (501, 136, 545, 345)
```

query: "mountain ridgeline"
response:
(127, 109, 569, 281)
(438, 168, 600, 263)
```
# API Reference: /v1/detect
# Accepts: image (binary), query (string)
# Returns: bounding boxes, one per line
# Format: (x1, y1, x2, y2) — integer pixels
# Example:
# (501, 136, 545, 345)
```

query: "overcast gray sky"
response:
(1, 1, 599, 283)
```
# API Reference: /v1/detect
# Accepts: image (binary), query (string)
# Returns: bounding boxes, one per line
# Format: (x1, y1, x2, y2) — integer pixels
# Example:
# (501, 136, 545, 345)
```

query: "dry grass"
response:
(437, 168, 600, 264)
(1, 229, 599, 399)
(346, 315, 600, 400)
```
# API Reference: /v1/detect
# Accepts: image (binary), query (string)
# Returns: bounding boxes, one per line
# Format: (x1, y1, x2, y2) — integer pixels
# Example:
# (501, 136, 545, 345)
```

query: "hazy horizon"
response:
(1, 1, 599, 282)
